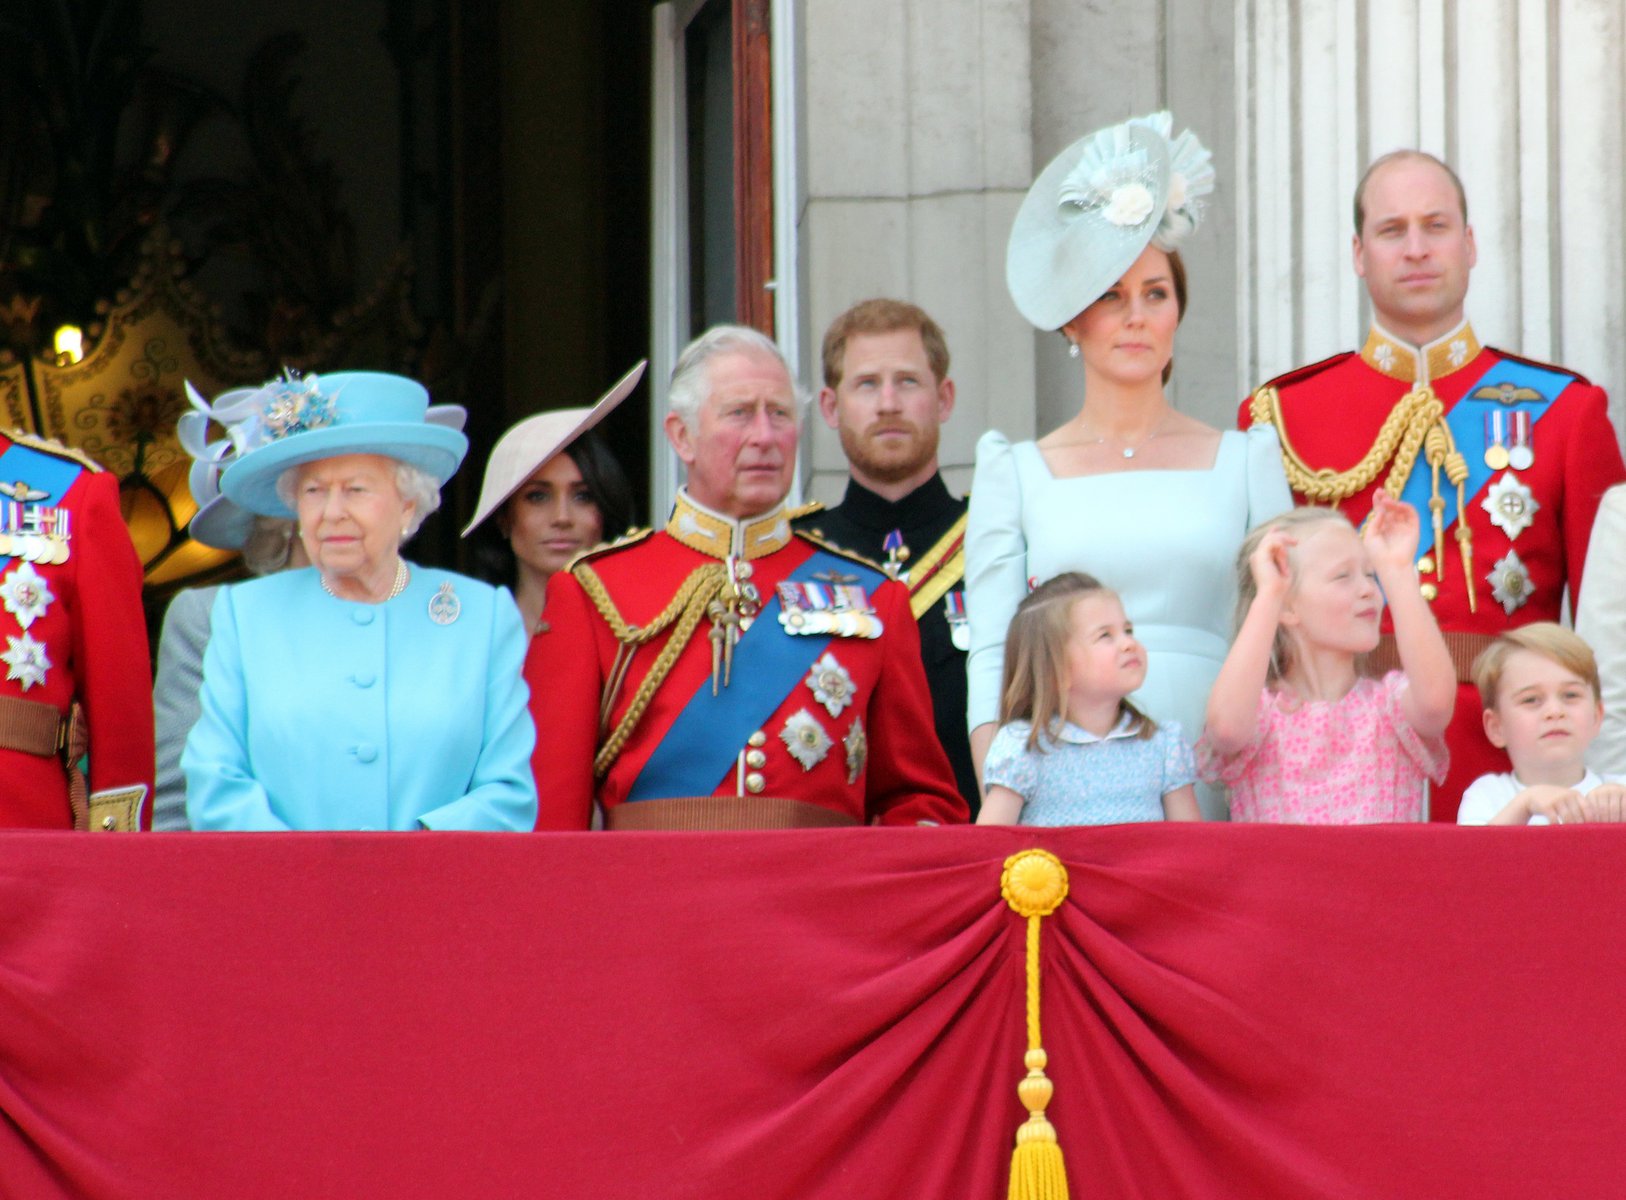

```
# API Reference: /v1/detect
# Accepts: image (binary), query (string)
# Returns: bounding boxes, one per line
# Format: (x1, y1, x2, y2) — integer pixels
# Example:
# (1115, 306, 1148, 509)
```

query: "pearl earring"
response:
(1067, 341, 1080, 359)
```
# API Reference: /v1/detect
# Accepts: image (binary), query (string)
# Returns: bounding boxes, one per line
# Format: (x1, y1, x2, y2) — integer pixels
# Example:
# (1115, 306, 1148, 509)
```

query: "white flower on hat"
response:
(1103, 183, 1156, 227)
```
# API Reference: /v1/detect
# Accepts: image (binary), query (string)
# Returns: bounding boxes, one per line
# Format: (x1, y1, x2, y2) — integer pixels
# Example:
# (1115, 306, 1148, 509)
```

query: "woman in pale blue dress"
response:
(968, 113, 1291, 817)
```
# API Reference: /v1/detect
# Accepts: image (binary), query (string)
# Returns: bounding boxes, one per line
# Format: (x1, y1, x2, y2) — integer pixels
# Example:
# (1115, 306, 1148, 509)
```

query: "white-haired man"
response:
(527, 324, 967, 829)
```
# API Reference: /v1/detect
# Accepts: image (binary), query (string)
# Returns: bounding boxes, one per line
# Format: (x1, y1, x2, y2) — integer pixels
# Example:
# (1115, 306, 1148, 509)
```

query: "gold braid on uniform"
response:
(1249, 384, 1476, 609)
(573, 559, 731, 778)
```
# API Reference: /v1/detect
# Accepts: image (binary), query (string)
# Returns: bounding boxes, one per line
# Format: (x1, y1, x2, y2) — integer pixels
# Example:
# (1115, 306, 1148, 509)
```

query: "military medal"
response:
(1, 631, 50, 690)
(1482, 411, 1510, 471)
(1481, 474, 1539, 540)
(1487, 549, 1534, 615)
(428, 581, 461, 625)
(776, 573, 884, 639)
(883, 529, 910, 579)
(944, 590, 969, 652)
(1508, 411, 1534, 470)
(843, 717, 867, 785)
(805, 651, 855, 718)
(780, 708, 832, 770)
(0, 561, 54, 630)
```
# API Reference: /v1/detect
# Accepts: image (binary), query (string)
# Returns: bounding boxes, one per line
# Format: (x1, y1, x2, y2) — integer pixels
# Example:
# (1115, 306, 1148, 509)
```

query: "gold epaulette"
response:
(564, 526, 653, 574)
(7, 431, 104, 473)
(793, 528, 889, 577)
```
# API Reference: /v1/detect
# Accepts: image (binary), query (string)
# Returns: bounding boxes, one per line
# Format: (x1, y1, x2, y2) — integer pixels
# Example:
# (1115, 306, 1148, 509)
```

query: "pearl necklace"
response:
(320, 559, 409, 602)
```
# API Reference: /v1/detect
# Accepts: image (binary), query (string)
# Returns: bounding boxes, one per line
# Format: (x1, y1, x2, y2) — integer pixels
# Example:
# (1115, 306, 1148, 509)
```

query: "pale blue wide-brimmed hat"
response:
(219, 371, 469, 518)
(1006, 112, 1215, 331)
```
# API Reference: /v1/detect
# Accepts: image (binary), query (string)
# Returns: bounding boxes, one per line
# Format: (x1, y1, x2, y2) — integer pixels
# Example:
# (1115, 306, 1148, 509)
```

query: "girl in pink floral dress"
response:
(1198, 494, 1455, 822)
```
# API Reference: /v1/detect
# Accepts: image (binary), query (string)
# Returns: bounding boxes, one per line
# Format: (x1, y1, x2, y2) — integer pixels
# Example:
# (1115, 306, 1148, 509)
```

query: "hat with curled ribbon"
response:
(217, 370, 470, 518)
(1005, 111, 1215, 331)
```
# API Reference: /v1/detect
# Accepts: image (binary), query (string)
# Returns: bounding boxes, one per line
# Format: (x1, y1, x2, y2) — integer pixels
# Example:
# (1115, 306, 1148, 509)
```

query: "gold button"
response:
(1420, 582, 1438, 601)
(1416, 555, 1435, 575)
(747, 731, 766, 748)
(100, 815, 117, 830)
(745, 749, 767, 769)
(736, 561, 754, 580)
(745, 772, 766, 794)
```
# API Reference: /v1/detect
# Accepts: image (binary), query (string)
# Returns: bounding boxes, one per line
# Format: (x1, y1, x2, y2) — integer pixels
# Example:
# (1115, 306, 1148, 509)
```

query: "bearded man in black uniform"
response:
(795, 299, 977, 812)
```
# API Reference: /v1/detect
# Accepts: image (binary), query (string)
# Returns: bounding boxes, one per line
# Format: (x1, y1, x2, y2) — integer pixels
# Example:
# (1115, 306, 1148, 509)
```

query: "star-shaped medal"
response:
(0, 561, 54, 630)
(780, 708, 833, 771)
(1481, 473, 1540, 540)
(1486, 549, 1535, 616)
(806, 651, 855, 718)
(2, 631, 51, 690)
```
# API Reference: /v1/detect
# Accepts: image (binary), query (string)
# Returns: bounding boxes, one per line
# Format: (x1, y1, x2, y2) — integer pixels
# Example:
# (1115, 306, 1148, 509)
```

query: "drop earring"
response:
(1067, 341, 1080, 359)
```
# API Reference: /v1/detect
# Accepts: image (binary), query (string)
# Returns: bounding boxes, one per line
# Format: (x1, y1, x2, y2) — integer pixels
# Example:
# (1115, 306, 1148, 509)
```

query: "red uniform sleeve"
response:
(524, 573, 601, 830)
(72, 470, 155, 827)
(863, 580, 969, 826)
(1560, 383, 1626, 609)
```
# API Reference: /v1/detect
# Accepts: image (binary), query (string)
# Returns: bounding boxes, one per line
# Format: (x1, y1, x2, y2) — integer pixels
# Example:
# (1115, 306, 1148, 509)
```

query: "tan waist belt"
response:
(1368, 631, 1492, 686)
(605, 795, 861, 831)
(0, 694, 69, 757)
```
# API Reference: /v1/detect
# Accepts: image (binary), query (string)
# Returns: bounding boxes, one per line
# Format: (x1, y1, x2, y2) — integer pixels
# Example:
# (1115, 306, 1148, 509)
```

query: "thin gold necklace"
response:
(1062, 414, 1175, 459)
(320, 559, 409, 602)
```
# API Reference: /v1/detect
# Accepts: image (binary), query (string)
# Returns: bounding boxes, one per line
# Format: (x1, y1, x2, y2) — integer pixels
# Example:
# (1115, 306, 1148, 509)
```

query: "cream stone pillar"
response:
(795, 0, 1036, 502)
(1238, 0, 1626, 446)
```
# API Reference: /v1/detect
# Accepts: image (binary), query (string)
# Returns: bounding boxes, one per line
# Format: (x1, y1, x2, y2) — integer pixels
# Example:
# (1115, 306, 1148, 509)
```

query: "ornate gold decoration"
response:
(1000, 849, 1072, 1200)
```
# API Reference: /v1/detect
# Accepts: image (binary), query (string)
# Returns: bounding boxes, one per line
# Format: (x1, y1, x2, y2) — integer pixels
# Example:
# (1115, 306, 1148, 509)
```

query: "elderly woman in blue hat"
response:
(966, 113, 1292, 819)
(181, 371, 538, 831)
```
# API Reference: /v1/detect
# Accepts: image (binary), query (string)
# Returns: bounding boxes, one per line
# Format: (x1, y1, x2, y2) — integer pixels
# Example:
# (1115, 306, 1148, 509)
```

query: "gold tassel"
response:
(1001, 850, 1071, 1200)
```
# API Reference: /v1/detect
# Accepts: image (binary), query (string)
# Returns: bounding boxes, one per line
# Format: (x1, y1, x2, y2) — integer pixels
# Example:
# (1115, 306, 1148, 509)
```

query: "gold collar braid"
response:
(1249, 384, 1477, 611)
(572, 559, 733, 778)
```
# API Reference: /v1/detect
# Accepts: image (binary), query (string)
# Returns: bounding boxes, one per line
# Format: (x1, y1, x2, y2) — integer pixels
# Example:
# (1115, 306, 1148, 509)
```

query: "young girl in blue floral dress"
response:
(976, 572, 1201, 825)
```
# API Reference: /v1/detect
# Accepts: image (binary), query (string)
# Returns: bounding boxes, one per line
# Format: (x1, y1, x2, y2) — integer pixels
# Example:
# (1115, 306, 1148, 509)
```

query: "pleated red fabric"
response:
(0, 825, 1620, 1198)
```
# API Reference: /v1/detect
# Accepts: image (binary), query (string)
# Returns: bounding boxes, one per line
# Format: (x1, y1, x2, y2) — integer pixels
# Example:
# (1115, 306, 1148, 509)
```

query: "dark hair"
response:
(1161, 248, 1188, 386)
(1353, 150, 1468, 237)
(561, 429, 636, 540)
(468, 429, 638, 586)
(821, 298, 951, 389)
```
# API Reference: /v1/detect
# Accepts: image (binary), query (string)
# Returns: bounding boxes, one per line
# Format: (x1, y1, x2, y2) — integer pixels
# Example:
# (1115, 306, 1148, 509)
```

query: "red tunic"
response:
(526, 497, 967, 830)
(0, 437, 154, 828)
(1241, 327, 1626, 818)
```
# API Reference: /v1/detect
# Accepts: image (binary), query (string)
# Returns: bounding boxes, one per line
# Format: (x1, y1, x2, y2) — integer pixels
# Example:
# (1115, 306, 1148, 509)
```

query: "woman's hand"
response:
(1363, 491, 1421, 574)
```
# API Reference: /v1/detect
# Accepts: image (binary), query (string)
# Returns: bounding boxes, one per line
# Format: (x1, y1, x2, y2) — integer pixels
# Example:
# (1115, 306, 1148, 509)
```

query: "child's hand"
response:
(1362, 491, 1421, 572)
(1582, 783, 1626, 823)
(1249, 529, 1296, 602)
(1522, 785, 1588, 825)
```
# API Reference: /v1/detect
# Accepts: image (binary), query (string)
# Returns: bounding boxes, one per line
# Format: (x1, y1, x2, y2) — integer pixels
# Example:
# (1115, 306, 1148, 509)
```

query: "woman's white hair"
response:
(276, 459, 443, 542)
(666, 324, 805, 431)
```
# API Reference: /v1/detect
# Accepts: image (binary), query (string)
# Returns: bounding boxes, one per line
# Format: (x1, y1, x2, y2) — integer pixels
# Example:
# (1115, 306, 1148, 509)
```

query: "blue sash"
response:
(1397, 357, 1572, 558)
(626, 549, 879, 801)
(0, 442, 82, 572)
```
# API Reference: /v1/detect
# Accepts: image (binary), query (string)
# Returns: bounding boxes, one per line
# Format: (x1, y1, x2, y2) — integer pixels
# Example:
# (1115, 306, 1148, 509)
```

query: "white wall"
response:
(1239, 0, 1626, 445)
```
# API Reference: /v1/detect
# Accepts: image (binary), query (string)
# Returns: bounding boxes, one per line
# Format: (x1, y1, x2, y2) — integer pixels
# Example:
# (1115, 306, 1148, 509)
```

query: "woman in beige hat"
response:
(464, 362, 643, 635)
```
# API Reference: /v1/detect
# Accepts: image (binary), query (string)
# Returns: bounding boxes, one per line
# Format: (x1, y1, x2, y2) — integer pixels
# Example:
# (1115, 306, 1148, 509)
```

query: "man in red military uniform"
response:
(0, 432, 153, 829)
(527, 325, 966, 830)
(1242, 151, 1626, 819)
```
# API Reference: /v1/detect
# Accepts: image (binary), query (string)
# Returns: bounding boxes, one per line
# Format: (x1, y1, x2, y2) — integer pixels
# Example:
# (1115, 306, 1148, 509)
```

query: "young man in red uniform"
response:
(0, 432, 153, 828)
(527, 325, 967, 830)
(1241, 151, 1626, 818)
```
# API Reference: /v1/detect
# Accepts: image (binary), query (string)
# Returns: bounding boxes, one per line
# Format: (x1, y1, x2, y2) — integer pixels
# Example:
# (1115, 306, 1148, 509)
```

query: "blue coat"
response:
(183, 565, 538, 831)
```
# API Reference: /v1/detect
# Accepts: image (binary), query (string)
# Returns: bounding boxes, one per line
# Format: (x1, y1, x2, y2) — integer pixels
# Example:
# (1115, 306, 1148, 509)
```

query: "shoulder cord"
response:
(573, 559, 730, 777)
(1250, 384, 1476, 608)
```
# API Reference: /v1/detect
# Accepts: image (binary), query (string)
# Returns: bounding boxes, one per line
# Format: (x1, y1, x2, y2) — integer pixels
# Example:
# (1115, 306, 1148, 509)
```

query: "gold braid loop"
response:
(1249, 384, 1443, 505)
(573, 561, 731, 778)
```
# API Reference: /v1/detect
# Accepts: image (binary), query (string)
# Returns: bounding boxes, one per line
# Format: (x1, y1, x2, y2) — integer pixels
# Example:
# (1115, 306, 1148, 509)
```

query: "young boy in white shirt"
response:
(1459, 624, 1626, 825)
